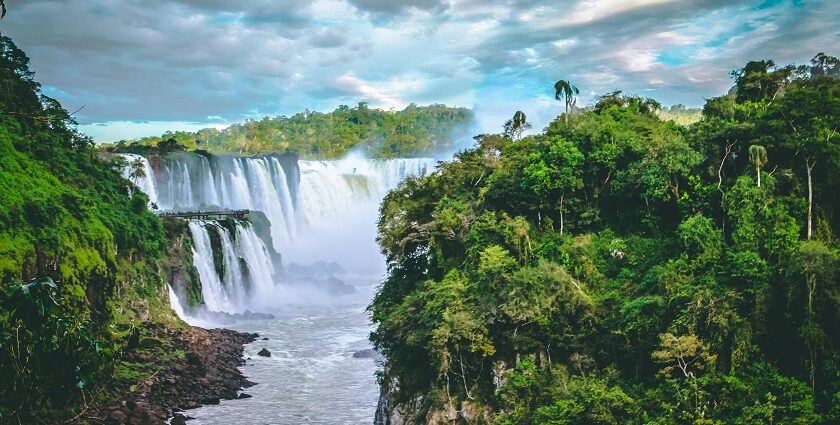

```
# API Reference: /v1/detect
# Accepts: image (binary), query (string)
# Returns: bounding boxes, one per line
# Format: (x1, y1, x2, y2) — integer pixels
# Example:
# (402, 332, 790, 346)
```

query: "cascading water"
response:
(120, 152, 435, 313)
(121, 151, 436, 423)
(119, 153, 159, 206)
(155, 154, 298, 251)
(186, 219, 279, 314)
(297, 156, 435, 227)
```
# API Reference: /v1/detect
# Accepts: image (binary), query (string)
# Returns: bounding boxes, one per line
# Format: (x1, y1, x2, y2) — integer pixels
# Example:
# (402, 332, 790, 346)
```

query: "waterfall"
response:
(168, 285, 189, 320)
(119, 153, 159, 206)
(297, 157, 436, 227)
(149, 154, 298, 252)
(188, 220, 276, 313)
(122, 152, 435, 315)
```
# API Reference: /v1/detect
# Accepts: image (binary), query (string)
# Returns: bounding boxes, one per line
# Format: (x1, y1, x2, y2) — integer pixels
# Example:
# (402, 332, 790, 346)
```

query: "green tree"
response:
(503, 110, 532, 140)
(522, 137, 584, 233)
(652, 333, 717, 421)
(732, 60, 792, 103)
(810, 53, 840, 78)
(765, 76, 840, 239)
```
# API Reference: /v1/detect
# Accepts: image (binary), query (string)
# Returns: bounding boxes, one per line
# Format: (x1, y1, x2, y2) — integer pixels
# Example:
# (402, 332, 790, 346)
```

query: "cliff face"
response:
(375, 379, 492, 425)
(160, 217, 204, 310)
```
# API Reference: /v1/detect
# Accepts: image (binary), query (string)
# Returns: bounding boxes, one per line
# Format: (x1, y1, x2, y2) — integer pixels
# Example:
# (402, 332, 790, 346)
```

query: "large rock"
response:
(257, 348, 272, 357)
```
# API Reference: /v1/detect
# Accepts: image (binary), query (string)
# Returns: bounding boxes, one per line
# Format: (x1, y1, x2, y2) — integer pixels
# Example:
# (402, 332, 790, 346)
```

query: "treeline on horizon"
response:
(109, 103, 703, 161)
(372, 53, 840, 424)
(111, 103, 473, 159)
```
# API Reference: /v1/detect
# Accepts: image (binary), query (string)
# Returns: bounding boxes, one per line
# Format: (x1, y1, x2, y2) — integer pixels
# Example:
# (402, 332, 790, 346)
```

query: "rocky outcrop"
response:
(81, 323, 256, 425)
(375, 376, 405, 425)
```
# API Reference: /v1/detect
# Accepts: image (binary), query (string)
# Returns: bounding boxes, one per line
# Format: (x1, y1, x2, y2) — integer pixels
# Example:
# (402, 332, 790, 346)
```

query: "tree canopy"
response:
(372, 54, 840, 424)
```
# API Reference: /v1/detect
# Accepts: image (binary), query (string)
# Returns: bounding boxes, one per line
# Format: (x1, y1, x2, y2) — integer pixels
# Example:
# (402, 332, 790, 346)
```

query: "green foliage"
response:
(111, 102, 473, 158)
(0, 278, 109, 420)
(532, 374, 635, 425)
(372, 55, 840, 423)
(0, 34, 173, 423)
(657, 104, 703, 125)
(502, 110, 531, 140)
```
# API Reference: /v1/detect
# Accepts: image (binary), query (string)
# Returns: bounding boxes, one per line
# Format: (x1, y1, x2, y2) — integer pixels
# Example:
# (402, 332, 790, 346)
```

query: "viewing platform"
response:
(155, 209, 250, 221)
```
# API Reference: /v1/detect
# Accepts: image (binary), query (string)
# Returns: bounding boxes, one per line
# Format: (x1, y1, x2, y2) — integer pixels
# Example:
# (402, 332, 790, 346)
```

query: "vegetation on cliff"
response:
(0, 33, 202, 423)
(372, 54, 840, 424)
(111, 103, 473, 159)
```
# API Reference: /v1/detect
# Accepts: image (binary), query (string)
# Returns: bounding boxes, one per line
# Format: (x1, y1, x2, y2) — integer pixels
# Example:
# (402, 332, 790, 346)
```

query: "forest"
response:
(371, 54, 840, 424)
(113, 103, 473, 159)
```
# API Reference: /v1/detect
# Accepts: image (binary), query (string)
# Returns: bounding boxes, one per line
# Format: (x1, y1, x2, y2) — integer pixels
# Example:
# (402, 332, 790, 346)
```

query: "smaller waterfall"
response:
(119, 153, 159, 206)
(168, 285, 189, 320)
(188, 219, 277, 314)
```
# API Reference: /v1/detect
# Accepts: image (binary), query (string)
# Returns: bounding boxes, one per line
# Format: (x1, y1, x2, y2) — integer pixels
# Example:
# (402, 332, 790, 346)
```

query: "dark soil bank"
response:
(79, 323, 256, 425)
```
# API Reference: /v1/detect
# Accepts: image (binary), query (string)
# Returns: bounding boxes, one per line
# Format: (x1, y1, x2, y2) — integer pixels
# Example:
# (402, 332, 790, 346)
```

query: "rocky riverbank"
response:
(73, 323, 256, 425)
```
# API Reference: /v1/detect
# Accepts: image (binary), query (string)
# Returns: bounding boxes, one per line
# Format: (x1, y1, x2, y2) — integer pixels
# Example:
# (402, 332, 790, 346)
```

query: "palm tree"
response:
(748, 145, 768, 187)
(128, 157, 146, 185)
(503, 110, 531, 140)
(554, 80, 579, 123)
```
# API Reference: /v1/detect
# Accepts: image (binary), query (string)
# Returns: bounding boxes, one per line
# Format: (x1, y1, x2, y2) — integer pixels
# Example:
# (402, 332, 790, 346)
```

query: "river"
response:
(187, 295, 380, 424)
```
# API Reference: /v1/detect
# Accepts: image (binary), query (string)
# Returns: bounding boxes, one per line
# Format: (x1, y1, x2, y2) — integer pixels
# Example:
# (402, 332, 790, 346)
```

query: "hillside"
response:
(0, 34, 253, 424)
(372, 56, 840, 424)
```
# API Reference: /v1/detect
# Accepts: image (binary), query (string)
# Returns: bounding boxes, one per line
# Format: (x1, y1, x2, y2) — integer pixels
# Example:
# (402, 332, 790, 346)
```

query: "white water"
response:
(123, 154, 298, 252)
(119, 153, 159, 206)
(119, 152, 435, 295)
(122, 152, 435, 422)
(167, 285, 188, 321)
(186, 220, 278, 313)
(297, 156, 435, 227)
(188, 302, 379, 425)
(120, 153, 433, 258)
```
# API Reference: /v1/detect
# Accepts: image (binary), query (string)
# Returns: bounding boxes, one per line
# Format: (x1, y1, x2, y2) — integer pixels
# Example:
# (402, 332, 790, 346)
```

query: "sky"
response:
(0, 0, 837, 142)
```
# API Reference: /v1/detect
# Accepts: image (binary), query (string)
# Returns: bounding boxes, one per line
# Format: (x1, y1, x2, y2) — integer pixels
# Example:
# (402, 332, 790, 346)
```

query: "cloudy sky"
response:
(1, 0, 837, 141)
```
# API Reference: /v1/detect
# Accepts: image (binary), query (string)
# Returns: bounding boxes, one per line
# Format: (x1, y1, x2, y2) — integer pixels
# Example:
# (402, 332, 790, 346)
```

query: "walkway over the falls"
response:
(155, 209, 250, 221)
